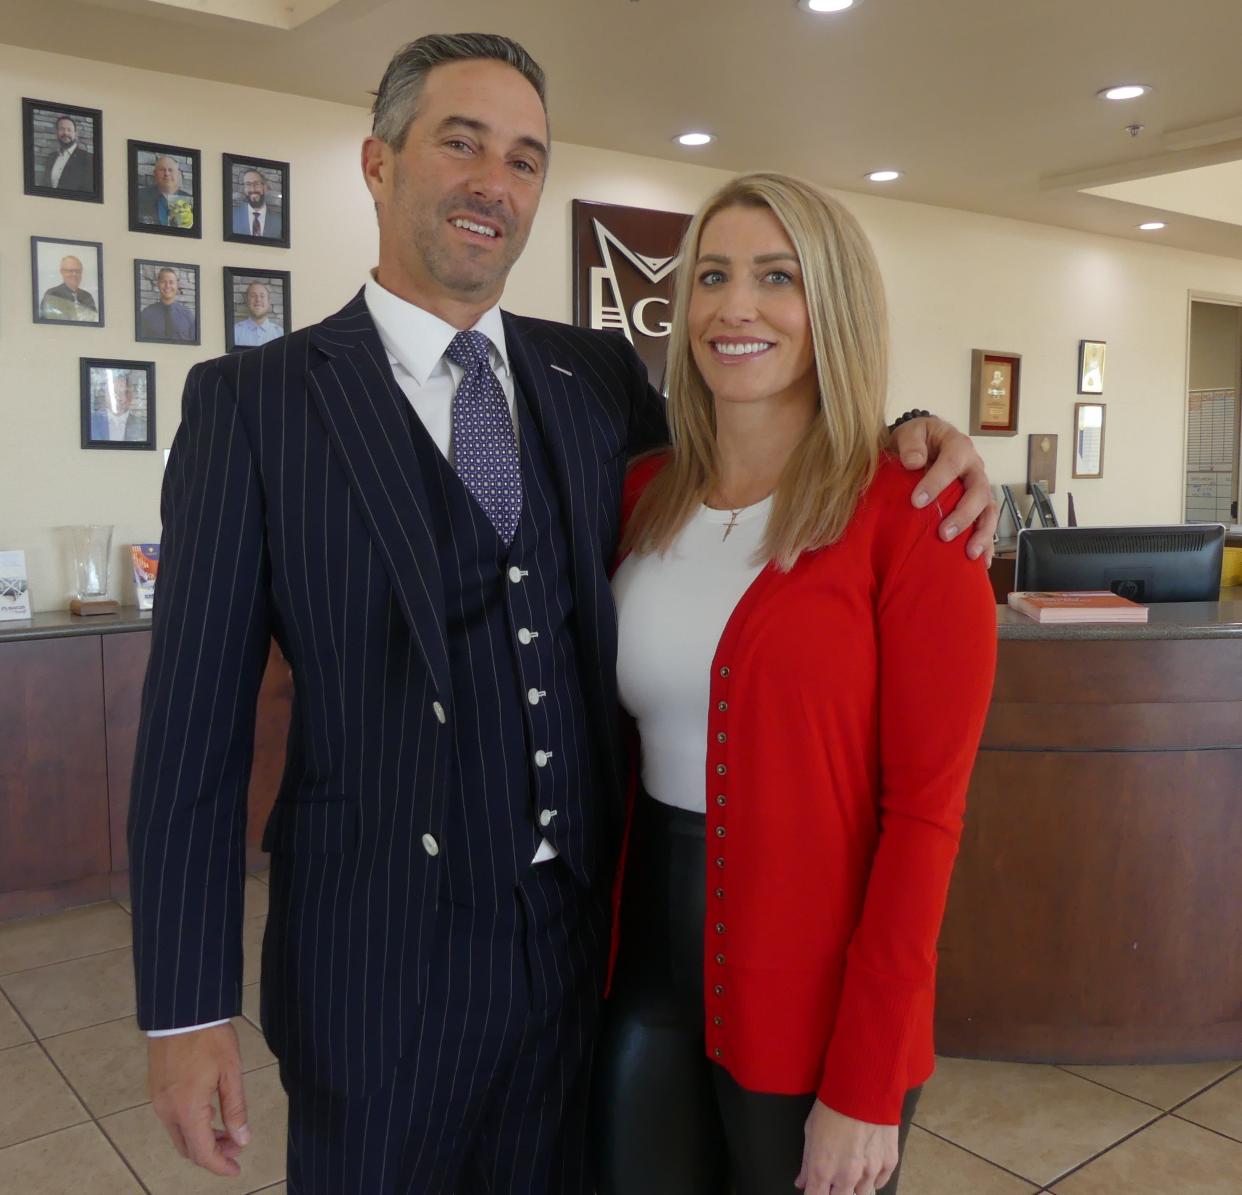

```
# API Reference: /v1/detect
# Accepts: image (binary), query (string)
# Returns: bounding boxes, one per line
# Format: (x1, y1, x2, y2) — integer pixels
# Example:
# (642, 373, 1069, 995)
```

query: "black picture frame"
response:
(22, 98, 104, 203)
(222, 153, 291, 248)
(80, 358, 156, 451)
(31, 235, 105, 327)
(127, 139, 202, 238)
(223, 267, 291, 352)
(133, 259, 201, 346)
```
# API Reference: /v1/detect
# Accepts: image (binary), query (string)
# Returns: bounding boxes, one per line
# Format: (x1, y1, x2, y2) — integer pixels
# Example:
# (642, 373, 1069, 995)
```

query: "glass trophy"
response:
(68, 524, 119, 616)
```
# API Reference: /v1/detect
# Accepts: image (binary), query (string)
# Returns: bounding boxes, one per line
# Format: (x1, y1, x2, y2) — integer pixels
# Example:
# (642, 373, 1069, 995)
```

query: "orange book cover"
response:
(1007, 590, 1149, 623)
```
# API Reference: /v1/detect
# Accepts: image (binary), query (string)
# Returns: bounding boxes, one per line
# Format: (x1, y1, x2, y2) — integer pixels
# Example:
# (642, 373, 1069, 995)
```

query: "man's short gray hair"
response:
(371, 32, 547, 151)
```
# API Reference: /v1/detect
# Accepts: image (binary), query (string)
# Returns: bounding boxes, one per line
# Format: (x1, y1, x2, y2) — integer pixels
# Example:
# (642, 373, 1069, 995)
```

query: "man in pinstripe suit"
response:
(128, 33, 996, 1194)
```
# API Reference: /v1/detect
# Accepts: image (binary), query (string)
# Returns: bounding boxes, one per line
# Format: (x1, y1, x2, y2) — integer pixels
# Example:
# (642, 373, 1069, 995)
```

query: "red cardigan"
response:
(613, 452, 997, 1124)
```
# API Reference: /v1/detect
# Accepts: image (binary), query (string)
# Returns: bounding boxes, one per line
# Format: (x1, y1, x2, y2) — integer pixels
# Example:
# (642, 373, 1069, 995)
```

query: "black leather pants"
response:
(592, 796, 921, 1195)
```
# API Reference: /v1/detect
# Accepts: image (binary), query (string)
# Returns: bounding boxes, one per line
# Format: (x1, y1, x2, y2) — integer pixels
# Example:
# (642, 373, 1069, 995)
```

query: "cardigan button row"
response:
(715, 952, 725, 965)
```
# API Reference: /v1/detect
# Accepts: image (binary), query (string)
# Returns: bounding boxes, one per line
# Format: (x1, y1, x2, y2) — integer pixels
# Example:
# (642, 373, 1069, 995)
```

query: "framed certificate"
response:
(970, 349, 1021, 436)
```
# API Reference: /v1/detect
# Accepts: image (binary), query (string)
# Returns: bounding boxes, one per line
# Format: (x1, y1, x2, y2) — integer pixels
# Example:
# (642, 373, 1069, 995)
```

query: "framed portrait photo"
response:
(1078, 339, 1106, 394)
(1073, 401, 1107, 479)
(128, 140, 202, 238)
(80, 358, 156, 451)
(31, 236, 104, 327)
(224, 267, 290, 352)
(134, 259, 201, 346)
(22, 98, 103, 202)
(969, 349, 1021, 436)
(223, 153, 290, 248)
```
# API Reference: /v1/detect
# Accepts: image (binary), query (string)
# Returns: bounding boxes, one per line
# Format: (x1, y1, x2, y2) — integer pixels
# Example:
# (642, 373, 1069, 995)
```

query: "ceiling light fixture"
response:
(1138, 221, 1167, 231)
(866, 169, 902, 183)
(675, 132, 713, 147)
(798, 0, 863, 13)
(1098, 84, 1152, 101)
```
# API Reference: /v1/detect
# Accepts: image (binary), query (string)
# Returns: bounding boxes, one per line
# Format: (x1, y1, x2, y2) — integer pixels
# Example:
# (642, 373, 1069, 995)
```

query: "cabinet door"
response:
(102, 632, 151, 872)
(0, 637, 110, 896)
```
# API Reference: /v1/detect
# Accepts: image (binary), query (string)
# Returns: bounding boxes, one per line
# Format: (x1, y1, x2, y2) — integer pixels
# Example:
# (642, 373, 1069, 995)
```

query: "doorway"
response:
(1186, 299, 1242, 526)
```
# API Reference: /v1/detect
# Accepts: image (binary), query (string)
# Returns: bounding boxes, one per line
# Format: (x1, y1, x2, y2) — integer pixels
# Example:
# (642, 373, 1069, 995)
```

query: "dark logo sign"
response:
(572, 199, 692, 388)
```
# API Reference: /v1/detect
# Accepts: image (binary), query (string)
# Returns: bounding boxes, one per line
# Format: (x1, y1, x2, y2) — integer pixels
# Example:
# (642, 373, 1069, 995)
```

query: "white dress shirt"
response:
(151, 277, 552, 1039)
(49, 143, 77, 187)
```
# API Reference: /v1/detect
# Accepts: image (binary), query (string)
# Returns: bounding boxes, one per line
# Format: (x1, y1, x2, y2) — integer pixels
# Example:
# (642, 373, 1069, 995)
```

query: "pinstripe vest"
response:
(407, 379, 597, 904)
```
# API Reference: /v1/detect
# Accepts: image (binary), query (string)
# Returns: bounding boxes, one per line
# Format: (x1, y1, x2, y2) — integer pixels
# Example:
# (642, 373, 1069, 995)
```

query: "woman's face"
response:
(687, 203, 816, 414)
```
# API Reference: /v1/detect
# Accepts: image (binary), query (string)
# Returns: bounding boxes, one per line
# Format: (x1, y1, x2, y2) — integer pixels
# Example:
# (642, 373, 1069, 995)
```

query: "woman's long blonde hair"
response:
(623, 172, 890, 570)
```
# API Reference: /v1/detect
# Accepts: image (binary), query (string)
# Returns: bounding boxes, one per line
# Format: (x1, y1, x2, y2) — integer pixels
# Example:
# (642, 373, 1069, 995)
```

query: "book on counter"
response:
(0, 549, 33, 621)
(130, 543, 160, 611)
(1007, 590, 1149, 624)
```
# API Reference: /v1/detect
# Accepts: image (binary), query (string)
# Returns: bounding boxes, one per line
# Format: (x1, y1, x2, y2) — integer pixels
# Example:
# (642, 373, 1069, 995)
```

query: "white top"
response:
(613, 497, 772, 812)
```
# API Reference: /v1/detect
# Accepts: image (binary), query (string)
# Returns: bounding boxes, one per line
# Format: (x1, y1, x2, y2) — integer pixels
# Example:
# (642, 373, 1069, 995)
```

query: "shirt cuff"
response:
(147, 1018, 231, 1037)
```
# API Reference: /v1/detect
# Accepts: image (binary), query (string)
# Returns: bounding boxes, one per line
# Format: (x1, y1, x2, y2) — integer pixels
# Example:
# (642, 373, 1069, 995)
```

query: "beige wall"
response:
(7, 45, 1242, 610)
(1189, 301, 1241, 392)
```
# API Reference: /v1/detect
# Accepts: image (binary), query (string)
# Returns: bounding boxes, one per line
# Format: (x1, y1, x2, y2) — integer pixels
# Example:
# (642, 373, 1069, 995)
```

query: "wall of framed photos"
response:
(7, 44, 1242, 611)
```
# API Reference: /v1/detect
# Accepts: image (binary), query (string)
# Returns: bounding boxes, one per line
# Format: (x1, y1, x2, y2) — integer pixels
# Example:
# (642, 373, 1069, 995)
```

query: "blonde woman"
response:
(594, 174, 997, 1195)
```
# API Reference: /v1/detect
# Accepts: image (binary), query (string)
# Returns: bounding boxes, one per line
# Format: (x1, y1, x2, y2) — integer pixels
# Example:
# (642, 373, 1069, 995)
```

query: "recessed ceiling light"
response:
(1138, 221, 1166, 231)
(1098, 84, 1152, 101)
(675, 132, 713, 147)
(798, 0, 863, 13)
(866, 169, 902, 183)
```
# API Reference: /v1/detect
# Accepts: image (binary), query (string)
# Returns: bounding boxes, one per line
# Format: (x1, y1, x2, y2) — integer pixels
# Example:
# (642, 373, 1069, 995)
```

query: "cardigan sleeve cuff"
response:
(817, 962, 930, 1125)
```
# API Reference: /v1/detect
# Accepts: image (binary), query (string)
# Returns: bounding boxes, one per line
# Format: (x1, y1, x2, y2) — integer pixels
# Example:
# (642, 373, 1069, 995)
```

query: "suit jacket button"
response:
(539, 809, 556, 827)
(432, 701, 446, 724)
(421, 833, 439, 857)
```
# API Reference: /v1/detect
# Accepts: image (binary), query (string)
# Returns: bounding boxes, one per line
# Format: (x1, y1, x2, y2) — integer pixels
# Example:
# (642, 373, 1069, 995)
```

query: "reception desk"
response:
(935, 589, 1242, 1064)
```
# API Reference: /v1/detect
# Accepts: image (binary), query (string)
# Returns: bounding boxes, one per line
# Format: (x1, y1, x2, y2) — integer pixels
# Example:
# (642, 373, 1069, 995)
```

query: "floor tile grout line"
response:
(909, 1122, 1053, 1187)
(1167, 1109, 1242, 1148)
(93, 1111, 154, 1194)
(1055, 1058, 1242, 1115)
(0, 1115, 94, 1154)
(1039, 1108, 1169, 1187)
(0, 941, 134, 981)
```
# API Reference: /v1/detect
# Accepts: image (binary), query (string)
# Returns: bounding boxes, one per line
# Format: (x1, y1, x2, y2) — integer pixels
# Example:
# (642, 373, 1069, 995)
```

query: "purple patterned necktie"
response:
(446, 330, 522, 545)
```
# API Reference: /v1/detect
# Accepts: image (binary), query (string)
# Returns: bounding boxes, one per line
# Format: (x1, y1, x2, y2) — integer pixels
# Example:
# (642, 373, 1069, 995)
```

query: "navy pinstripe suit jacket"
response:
(127, 290, 667, 1096)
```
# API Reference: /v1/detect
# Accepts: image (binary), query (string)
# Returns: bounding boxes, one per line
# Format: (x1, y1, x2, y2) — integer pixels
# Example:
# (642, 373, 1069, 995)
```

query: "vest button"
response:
(432, 701, 446, 724)
(713, 1016, 723, 1026)
(719, 666, 730, 678)
(716, 764, 726, 775)
(715, 857, 725, 868)
(715, 953, 725, 965)
(717, 701, 727, 712)
(715, 888, 724, 899)
(715, 922, 725, 934)
(716, 794, 726, 807)
(714, 985, 724, 996)
(716, 732, 726, 744)
(715, 826, 726, 838)
(714, 1047, 723, 1058)
(421, 833, 439, 857)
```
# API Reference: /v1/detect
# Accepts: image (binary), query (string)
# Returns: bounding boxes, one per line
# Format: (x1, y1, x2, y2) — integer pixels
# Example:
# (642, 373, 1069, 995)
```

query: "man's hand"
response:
(795, 1099, 899, 1195)
(148, 1023, 250, 1177)
(890, 416, 998, 565)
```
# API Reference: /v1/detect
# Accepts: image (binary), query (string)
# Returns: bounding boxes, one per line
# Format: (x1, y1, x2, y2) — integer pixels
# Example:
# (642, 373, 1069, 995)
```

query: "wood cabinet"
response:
(0, 613, 290, 920)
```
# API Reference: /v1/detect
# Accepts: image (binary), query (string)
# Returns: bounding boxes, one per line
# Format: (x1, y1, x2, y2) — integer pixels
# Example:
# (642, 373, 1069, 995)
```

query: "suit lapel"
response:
(307, 291, 451, 698)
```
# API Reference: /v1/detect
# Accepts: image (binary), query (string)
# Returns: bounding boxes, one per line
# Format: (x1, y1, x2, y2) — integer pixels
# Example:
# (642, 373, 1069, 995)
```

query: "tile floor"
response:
(1, 876, 1240, 1193)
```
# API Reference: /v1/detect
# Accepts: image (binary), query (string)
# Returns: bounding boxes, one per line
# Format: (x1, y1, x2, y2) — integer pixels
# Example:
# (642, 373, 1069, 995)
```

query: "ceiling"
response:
(8, 0, 1242, 258)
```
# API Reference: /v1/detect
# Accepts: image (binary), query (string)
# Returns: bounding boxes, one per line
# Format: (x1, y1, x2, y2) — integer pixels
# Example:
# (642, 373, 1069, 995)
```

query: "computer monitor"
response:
(1014, 524, 1225, 603)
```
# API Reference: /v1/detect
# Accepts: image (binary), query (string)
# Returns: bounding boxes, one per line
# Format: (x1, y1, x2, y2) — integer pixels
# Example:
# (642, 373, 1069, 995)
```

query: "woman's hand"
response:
(795, 1099, 899, 1195)
(889, 416, 998, 564)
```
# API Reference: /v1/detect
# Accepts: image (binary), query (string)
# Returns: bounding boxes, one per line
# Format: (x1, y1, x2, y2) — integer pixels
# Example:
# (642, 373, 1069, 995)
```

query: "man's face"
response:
(242, 171, 267, 209)
(154, 157, 181, 195)
(367, 58, 548, 311)
(246, 283, 271, 320)
(56, 118, 77, 149)
(59, 257, 84, 289)
(108, 374, 133, 415)
(157, 270, 179, 303)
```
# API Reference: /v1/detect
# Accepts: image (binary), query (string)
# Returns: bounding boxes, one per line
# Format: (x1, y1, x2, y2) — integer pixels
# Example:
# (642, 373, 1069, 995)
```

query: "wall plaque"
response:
(572, 199, 691, 389)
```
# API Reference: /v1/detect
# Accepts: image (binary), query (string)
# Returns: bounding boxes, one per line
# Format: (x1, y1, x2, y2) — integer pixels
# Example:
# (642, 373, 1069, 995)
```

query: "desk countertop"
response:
(997, 589, 1242, 640)
(0, 607, 151, 644)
